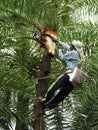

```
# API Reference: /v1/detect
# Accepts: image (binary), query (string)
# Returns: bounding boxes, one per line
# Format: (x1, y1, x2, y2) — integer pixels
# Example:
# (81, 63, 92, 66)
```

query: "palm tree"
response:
(0, 0, 98, 130)
(0, 1, 59, 130)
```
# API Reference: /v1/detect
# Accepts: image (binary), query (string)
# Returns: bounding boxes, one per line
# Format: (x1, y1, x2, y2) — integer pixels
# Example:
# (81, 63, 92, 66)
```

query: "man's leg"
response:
(46, 74, 74, 109)
(37, 75, 63, 102)
(44, 75, 64, 103)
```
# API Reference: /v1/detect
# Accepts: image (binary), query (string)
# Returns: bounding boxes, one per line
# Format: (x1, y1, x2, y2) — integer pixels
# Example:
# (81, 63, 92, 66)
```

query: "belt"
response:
(66, 69, 73, 74)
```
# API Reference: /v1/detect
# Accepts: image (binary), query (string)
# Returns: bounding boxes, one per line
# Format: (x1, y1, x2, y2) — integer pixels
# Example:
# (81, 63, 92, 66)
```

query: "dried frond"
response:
(40, 29, 58, 56)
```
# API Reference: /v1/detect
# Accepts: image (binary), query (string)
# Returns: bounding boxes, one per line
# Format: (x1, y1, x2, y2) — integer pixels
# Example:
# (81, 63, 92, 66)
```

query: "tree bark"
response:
(33, 50, 51, 130)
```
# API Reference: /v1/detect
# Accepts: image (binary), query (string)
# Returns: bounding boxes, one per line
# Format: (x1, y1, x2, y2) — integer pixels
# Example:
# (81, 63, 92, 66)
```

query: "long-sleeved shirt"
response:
(58, 41, 81, 70)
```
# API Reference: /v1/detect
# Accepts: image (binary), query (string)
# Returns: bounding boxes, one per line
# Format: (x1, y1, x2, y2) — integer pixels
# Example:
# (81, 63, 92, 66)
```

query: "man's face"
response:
(70, 44, 76, 50)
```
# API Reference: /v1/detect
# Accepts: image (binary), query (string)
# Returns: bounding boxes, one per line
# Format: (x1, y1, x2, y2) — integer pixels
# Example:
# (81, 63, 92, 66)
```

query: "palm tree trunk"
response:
(33, 50, 51, 130)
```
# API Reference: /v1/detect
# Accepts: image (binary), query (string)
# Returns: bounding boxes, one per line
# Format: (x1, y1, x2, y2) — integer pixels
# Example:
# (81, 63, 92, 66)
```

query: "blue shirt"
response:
(58, 41, 81, 70)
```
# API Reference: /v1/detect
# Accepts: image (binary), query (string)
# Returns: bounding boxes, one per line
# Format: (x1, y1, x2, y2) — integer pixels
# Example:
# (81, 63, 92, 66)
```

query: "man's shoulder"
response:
(69, 50, 79, 56)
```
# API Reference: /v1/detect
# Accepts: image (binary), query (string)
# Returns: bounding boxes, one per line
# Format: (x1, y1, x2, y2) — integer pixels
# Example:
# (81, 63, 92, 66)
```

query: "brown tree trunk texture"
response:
(15, 94, 29, 130)
(33, 50, 51, 130)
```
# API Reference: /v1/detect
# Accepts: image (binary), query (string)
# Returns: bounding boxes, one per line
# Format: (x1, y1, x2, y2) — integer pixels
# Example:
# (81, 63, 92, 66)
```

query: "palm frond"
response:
(72, 41, 98, 130)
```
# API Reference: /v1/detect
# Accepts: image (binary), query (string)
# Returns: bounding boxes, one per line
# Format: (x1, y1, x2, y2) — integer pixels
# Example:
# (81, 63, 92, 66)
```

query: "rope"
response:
(37, 72, 65, 80)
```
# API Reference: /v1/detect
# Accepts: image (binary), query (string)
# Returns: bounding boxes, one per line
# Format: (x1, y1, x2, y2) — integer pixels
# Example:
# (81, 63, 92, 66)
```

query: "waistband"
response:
(66, 69, 73, 74)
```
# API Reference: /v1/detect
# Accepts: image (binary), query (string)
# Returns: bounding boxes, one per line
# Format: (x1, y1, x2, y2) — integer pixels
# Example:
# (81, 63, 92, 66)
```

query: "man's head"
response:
(71, 40, 83, 50)
(70, 40, 84, 60)
(70, 44, 76, 50)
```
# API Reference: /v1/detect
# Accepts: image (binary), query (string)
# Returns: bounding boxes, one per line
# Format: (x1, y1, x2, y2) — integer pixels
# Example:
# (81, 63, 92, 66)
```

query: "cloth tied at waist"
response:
(66, 69, 73, 74)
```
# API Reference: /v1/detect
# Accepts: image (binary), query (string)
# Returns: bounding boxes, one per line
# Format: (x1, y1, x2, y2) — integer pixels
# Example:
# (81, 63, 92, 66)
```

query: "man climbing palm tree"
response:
(38, 39, 84, 110)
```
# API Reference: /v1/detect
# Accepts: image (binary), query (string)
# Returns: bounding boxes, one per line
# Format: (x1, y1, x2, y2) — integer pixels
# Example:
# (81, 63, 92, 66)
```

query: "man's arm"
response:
(58, 49, 80, 61)
(57, 41, 70, 51)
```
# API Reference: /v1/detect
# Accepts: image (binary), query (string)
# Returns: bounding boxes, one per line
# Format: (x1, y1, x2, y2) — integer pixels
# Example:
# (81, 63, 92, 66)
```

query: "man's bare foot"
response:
(37, 96, 43, 101)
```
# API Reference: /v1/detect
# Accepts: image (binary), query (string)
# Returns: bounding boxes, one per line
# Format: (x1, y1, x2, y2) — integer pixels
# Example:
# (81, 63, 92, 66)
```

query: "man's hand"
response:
(52, 37, 58, 43)
(58, 45, 62, 49)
